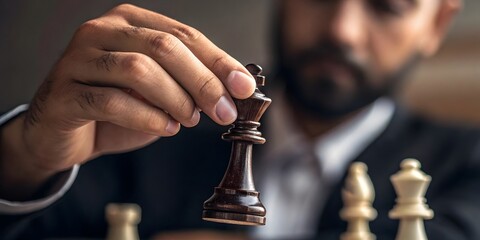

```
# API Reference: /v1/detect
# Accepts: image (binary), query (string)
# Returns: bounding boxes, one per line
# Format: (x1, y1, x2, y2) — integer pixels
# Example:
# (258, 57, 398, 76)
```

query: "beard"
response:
(276, 39, 421, 119)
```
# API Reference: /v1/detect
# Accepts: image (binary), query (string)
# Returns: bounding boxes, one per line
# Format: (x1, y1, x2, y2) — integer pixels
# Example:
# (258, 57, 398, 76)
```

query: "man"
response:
(1, 0, 477, 239)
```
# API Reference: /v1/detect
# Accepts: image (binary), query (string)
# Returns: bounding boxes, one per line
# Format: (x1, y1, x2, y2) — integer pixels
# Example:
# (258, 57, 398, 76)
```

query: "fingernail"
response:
(190, 109, 200, 125)
(166, 120, 179, 134)
(226, 71, 256, 98)
(215, 96, 237, 123)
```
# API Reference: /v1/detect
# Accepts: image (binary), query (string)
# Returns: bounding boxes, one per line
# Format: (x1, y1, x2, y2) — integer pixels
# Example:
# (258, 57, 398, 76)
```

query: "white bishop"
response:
(340, 162, 377, 240)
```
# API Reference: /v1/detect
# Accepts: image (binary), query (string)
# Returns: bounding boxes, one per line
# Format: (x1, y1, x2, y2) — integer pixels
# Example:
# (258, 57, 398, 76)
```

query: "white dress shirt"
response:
(253, 95, 394, 239)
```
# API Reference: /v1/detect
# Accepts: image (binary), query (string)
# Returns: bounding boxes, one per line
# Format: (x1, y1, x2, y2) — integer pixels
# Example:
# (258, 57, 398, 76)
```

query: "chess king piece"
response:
(105, 203, 141, 240)
(340, 162, 377, 240)
(202, 64, 271, 226)
(389, 159, 434, 240)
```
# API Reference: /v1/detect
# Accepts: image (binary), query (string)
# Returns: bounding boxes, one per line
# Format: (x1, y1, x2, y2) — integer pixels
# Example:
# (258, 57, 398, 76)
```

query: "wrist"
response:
(0, 113, 59, 201)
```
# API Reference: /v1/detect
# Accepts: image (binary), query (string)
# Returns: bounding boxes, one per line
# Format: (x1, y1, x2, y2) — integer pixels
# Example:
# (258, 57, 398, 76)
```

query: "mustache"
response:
(291, 41, 367, 81)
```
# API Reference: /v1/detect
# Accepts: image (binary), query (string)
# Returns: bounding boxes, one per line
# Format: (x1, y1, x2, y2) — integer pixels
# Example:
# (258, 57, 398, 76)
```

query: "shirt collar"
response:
(315, 98, 395, 182)
(265, 92, 395, 182)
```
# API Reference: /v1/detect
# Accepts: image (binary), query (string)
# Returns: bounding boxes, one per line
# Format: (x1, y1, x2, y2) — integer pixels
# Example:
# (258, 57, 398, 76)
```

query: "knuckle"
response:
(75, 90, 104, 112)
(149, 33, 180, 58)
(111, 3, 136, 15)
(92, 52, 118, 72)
(75, 20, 104, 39)
(145, 112, 164, 133)
(197, 75, 219, 99)
(175, 97, 195, 121)
(210, 54, 230, 74)
(170, 24, 203, 43)
(99, 93, 123, 116)
(75, 90, 120, 116)
(120, 54, 151, 81)
(118, 25, 146, 38)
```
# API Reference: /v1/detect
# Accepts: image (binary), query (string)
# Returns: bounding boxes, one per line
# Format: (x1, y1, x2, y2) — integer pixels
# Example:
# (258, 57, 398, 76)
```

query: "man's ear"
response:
(421, 0, 463, 57)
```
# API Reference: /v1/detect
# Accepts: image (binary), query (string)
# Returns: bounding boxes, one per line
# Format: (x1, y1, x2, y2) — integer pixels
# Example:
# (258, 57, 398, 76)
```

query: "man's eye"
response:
(371, 0, 416, 16)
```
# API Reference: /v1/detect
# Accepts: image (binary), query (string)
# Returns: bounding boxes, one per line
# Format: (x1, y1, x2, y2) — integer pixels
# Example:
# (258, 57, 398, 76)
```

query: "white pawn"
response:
(389, 159, 434, 240)
(105, 203, 141, 240)
(340, 162, 377, 240)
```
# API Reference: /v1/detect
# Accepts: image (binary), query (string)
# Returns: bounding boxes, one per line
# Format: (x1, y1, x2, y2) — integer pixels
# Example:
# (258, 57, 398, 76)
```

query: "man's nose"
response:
(328, 0, 367, 50)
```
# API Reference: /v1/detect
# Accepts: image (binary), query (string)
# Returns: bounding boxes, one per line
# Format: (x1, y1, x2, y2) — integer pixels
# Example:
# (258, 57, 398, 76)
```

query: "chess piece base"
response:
(340, 232, 376, 240)
(202, 187, 266, 226)
(202, 210, 265, 226)
(395, 218, 428, 240)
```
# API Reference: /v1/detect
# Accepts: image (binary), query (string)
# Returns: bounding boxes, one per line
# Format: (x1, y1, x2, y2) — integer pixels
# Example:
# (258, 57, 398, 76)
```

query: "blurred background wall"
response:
(0, 0, 479, 124)
(400, 0, 480, 124)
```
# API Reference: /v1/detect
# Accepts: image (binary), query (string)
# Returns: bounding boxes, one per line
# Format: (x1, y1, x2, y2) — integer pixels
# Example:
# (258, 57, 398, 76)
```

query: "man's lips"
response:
(301, 58, 355, 86)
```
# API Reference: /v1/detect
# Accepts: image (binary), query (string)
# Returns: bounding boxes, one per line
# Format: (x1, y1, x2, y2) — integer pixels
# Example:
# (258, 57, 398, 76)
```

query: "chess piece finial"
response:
(105, 203, 141, 240)
(246, 64, 265, 86)
(389, 159, 434, 240)
(202, 63, 271, 226)
(340, 162, 377, 240)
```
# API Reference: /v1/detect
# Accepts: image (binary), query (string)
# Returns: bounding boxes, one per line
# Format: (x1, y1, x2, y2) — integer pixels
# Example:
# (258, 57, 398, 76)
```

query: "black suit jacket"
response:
(2, 106, 480, 240)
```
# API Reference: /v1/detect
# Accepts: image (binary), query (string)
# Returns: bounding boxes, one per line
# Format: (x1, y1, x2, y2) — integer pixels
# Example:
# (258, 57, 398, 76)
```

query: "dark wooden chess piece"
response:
(202, 64, 272, 226)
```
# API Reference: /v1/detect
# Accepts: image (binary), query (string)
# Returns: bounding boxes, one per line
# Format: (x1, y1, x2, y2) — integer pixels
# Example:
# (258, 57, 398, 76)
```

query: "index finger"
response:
(105, 4, 257, 100)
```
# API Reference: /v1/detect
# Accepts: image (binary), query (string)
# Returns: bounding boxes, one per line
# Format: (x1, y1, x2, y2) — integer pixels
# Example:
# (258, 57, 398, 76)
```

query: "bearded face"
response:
(276, 0, 449, 118)
(278, 37, 420, 118)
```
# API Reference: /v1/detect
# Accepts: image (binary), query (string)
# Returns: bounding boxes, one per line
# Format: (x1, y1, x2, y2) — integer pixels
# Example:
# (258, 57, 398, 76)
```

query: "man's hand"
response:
(0, 4, 256, 200)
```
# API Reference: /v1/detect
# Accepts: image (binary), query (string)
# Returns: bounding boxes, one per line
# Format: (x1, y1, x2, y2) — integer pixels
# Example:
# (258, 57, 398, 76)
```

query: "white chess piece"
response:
(340, 162, 377, 240)
(105, 203, 141, 240)
(389, 159, 434, 240)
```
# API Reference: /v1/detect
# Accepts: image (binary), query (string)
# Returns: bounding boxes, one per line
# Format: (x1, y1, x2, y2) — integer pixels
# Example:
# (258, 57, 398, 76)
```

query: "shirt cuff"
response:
(0, 104, 80, 214)
(0, 165, 79, 214)
(0, 104, 29, 125)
